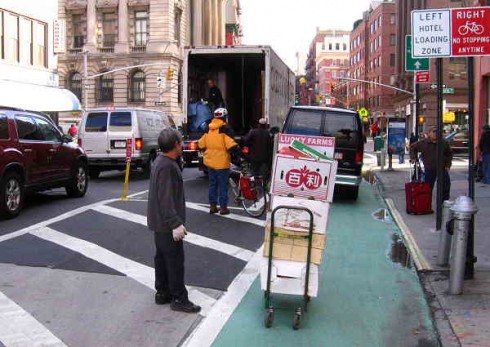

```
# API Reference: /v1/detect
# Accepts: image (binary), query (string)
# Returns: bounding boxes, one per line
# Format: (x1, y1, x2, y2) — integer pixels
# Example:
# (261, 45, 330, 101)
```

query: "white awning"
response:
(0, 80, 81, 112)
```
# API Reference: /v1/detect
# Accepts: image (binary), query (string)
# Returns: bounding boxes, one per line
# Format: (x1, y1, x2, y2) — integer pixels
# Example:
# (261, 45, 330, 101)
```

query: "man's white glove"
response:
(172, 225, 187, 241)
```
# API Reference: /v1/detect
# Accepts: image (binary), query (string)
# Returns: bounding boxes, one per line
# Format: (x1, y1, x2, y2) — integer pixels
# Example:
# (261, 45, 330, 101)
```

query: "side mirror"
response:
(62, 135, 72, 143)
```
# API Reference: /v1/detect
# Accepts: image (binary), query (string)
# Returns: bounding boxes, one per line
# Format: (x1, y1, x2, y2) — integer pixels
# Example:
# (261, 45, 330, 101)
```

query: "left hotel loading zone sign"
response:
(412, 9, 452, 57)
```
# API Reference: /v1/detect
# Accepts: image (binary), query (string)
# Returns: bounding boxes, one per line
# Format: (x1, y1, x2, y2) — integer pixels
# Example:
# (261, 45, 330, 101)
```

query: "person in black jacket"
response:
(147, 128, 200, 313)
(244, 118, 273, 179)
(479, 124, 490, 184)
(207, 79, 224, 112)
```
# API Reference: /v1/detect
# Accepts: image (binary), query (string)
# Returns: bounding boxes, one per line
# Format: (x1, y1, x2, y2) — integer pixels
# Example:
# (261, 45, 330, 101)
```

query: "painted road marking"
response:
(385, 198, 432, 271)
(30, 227, 216, 316)
(186, 202, 265, 228)
(94, 205, 255, 262)
(181, 247, 263, 347)
(0, 290, 67, 347)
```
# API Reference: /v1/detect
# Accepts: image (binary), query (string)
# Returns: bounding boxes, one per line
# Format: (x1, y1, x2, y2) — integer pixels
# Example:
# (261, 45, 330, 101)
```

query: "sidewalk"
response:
(370, 141, 490, 347)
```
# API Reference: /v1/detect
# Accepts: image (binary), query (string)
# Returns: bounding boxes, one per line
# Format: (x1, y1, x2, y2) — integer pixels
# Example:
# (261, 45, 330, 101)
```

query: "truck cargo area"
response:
(187, 53, 265, 136)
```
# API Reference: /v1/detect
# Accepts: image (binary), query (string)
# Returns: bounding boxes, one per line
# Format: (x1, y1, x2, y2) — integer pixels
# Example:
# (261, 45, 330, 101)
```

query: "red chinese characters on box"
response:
(271, 154, 336, 202)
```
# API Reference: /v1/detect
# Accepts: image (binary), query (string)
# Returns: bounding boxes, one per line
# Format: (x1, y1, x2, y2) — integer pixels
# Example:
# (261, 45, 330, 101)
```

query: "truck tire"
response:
(66, 162, 89, 198)
(0, 172, 24, 219)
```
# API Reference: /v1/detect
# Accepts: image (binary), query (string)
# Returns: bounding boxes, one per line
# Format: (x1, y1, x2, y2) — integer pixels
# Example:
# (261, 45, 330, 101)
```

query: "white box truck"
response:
(181, 45, 295, 166)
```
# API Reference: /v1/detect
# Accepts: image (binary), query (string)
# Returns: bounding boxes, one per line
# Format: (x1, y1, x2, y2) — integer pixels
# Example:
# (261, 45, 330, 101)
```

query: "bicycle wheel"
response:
(241, 182, 267, 218)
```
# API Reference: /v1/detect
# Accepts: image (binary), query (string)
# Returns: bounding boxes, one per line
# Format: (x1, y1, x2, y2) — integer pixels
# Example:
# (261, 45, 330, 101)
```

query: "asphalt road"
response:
(0, 166, 265, 347)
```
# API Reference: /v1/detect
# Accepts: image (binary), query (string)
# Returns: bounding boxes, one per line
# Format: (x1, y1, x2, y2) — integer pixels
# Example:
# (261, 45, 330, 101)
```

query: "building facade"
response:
(348, 1, 396, 117)
(305, 29, 350, 106)
(57, 0, 229, 124)
(225, 0, 242, 45)
(0, 0, 80, 119)
(392, 0, 472, 134)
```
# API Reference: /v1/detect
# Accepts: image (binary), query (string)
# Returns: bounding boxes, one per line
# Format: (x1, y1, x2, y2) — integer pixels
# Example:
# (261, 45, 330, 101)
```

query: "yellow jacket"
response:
(198, 118, 238, 170)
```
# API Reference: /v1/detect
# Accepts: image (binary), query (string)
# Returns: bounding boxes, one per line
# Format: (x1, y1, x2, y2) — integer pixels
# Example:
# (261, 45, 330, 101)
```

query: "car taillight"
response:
(242, 147, 249, 154)
(355, 151, 363, 163)
(135, 138, 143, 150)
(189, 141, 198, 151)
(77, 138, 82, 147)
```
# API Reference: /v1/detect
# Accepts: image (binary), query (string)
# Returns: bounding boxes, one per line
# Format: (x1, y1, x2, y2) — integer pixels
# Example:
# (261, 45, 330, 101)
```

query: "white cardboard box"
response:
(270, 154, 337, 202)
(271, 196, 330, 235)
(260, 258, 319, 297)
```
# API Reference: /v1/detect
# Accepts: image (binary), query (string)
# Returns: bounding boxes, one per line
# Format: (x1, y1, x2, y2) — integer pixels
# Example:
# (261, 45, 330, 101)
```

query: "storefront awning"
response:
(0, 80, 81, 112)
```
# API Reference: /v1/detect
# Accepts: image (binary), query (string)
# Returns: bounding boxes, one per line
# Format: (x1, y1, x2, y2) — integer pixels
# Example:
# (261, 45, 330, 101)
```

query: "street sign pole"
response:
(466, 56, 476, 279)
(415, 83, 421, 136)
(436, 58, 444, 232)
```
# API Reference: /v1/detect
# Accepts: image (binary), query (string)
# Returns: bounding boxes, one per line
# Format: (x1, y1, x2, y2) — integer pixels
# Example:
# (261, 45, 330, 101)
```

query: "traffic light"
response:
(166, 67, 174, 81)
(418, 115, 425, 124)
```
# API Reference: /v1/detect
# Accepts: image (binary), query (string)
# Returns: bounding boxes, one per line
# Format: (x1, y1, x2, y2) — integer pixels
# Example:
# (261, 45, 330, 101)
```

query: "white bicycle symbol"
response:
(458, 21, 484, 35)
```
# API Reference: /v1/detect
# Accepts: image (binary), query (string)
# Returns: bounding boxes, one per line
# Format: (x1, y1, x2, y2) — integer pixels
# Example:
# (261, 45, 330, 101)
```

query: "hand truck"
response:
(264, 205, 314, 330)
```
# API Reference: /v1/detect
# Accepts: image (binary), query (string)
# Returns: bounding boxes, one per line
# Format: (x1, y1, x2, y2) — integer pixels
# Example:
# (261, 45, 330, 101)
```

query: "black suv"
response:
(0, 109, 88, 218)
(282, 106, 364, 200)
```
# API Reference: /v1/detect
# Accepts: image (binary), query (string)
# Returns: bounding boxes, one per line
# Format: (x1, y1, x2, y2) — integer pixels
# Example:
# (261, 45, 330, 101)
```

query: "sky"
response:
(240, 0, 373, 73)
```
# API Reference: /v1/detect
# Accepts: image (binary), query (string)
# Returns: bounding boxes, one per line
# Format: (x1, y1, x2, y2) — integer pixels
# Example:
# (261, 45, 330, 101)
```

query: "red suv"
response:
(0, 109, 88, 218)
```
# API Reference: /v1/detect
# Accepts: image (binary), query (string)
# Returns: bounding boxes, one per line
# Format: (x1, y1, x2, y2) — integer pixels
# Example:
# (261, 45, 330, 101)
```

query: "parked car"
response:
(0, 108, 88, 219)
(282, 106, 364, 200)
(78, 108, 176, 178)
(445, 129, 468, 156)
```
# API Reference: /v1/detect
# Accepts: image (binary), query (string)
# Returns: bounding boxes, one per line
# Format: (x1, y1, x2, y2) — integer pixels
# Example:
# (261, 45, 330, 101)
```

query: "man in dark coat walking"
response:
(243, 118, 273, 179)
(147, 128, 200, 313)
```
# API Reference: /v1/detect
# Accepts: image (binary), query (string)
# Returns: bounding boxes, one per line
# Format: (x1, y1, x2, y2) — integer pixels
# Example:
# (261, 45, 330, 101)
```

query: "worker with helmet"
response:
(198, 108, 241, 215)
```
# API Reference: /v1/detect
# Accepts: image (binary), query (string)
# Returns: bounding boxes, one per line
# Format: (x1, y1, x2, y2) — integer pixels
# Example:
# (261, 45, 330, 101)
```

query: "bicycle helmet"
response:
(214, 108, 228, 118)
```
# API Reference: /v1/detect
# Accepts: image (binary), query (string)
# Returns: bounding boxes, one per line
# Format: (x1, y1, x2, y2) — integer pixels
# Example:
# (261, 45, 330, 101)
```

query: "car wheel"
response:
(143, 153, 157, 178)
(0, 172, 23, 219)
(66, 163, 88, 198)
(347, 186, 359, 200)
(89, 169, 100, 179)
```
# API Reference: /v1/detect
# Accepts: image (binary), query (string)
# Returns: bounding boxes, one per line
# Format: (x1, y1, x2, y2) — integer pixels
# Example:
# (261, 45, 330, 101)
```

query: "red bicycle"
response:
(229, 162, 268, 218)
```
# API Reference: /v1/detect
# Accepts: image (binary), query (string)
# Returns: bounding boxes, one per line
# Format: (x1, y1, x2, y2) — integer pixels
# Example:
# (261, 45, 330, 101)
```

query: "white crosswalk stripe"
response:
(94, 205, 255, 262)
(0, 290, 68, 347)
(30, 227, 216, 316)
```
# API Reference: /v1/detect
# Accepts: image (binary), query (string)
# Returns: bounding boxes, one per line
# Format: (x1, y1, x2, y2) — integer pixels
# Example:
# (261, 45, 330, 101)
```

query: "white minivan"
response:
(78, 107, 176, 178)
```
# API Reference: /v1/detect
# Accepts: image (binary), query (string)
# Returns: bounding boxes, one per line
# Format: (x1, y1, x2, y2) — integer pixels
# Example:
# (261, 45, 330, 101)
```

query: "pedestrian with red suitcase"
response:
(405, 159, 433, 214)
(407, 126, 453, 214)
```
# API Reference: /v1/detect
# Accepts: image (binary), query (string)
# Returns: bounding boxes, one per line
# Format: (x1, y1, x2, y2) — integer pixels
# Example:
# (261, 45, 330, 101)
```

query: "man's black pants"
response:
(154, 232, 188, 301)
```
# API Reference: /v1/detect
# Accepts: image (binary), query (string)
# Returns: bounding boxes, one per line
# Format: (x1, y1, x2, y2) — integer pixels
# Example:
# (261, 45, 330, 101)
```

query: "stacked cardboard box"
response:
(261, 135, 337, 298)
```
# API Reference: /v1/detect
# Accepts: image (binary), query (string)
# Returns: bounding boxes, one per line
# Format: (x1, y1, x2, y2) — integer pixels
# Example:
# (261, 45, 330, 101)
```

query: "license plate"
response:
(334, 152, 343, 160)
(114, 141, 127, 148)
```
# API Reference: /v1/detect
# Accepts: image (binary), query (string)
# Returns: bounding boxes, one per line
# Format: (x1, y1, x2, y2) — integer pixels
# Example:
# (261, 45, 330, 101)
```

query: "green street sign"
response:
(405, 35, 430, 71)
(443, 88, 455, 94)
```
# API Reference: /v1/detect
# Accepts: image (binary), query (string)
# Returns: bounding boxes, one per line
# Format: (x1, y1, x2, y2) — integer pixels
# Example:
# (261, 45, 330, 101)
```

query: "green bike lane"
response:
(211, 183, 440, 347)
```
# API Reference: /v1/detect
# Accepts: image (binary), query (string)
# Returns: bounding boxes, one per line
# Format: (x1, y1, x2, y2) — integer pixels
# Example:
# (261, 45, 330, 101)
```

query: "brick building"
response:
(305, 29, 350, 106)
(348, 0, 396, 117)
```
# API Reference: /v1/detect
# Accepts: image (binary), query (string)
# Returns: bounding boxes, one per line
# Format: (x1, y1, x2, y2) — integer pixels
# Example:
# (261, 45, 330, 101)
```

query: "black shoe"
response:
(155, 291, 172, 305)
(170, 299, 201, 313)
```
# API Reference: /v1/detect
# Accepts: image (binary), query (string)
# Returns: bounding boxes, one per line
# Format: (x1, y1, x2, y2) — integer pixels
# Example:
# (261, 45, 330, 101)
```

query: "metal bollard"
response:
(449, 196, 478, 295)
(436, 200, 454, 267)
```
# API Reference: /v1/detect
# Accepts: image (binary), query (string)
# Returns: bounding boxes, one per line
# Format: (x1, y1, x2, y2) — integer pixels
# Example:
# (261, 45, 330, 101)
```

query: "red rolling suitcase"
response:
(405, 160, 433, 215)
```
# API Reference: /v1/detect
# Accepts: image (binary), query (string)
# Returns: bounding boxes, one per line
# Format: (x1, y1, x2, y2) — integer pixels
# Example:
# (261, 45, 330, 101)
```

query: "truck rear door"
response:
(82, 112, 109, 158)
(107, 111, 133, 158)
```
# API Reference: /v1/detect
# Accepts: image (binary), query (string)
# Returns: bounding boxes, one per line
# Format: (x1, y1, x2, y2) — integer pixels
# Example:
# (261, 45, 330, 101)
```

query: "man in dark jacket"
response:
(410, 126, 453, 201)
(147, 128, 200, 313)
(244, 118, 273, 179)
(207, 79, 224, 112)
(479, 124, 490, 184)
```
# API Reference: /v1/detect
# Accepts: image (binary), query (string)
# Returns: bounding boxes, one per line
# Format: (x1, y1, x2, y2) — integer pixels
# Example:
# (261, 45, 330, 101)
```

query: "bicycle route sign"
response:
(412, 7, 490, 58)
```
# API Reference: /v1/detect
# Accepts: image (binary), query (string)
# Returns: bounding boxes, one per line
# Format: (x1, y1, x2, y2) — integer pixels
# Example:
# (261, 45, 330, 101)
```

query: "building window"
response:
(390, 14, 396, 25)
(343, 43, 347, 51)
(72, 14, 85, 48)
(174, 7, 182, 46)
(335, 43, 340, 50)
(390, 53, 395, 67)
(389, 34, 396, 46)
(129, 70, 145, 102)
(33, 22, 46, 67)
(19, 17, 32, 65)
(97, 73, 113, 102)
(328, 43, 332, 50)
(134, 10, 148, 46)
(5, 12, 19, 62)
(102, 12, 117, 47)
(69, 72, 83, 102)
